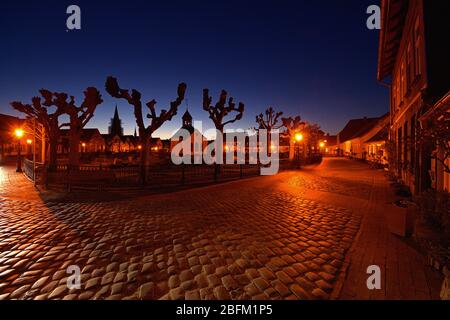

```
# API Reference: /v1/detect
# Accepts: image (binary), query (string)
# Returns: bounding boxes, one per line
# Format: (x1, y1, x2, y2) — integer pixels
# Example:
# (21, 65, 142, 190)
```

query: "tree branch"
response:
(203, 89, 244, 131)
(105, 76, 145, 132)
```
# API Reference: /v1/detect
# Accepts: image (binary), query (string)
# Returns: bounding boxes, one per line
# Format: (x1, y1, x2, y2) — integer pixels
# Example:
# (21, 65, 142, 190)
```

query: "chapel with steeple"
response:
(108, 105, 124, 136)
(170, 108, 207, 154)
(181, 109, 194, 134)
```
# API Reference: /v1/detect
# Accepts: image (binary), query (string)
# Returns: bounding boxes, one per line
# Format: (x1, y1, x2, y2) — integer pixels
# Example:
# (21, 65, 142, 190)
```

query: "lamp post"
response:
(319, 141, 325, 154)
(15, 128, 24, 172)
(294, 132, 303, 169)
(26, 139, 32, 158)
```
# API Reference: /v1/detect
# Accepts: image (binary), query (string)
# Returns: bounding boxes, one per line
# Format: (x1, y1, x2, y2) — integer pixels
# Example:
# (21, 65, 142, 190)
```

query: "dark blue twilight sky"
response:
(0, 0, 387, 138)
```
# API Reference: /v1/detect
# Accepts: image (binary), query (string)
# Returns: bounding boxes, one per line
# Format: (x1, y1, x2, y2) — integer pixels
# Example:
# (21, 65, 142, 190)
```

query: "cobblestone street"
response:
(0, 159, 443, 300)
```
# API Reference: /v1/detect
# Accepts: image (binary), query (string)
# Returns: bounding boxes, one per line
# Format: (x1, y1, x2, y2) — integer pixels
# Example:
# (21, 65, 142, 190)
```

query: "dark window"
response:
(410, 115, 416, 172)
(407, 41, 414, 87)
(397, 127, 402, 174)
(414, 18, 422, 77)
(404, 122, 408, 169)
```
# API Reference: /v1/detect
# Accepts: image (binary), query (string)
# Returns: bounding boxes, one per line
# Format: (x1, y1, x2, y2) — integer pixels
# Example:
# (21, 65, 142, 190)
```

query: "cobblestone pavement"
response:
(299, 159, 443, 299)
(0, 159, 441, 300)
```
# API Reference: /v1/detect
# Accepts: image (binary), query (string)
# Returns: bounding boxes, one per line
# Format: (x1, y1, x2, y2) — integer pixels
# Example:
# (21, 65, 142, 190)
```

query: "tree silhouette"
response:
(281, 116, 306, 138)
(256, 107, 283, 155)
(202, 89, 244, 134)
(282, 116, 306, 161)
(11, 92, 65, 170)
(255, 107, 283, 131)
(419, 107, 450, 173)
(105, 76, 186, 182)
(40, 88, 103, 169)
(303, 123, 325, 156)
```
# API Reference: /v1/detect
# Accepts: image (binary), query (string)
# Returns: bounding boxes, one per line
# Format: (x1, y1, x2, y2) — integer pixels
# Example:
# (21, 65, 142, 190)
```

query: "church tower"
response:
(182, 109, 193, 127)
(181, 109, 195, 134)
(108, 105, 124, 136)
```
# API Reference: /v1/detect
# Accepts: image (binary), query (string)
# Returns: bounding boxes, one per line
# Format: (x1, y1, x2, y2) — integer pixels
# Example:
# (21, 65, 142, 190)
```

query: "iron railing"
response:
(29, 156, 322, 191)
(23, 158, 44, 184)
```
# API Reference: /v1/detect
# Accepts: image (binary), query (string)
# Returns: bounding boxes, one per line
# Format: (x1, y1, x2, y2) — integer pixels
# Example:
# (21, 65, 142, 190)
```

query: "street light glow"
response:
(319, 142, 325, 148)
(26, 139, 32, 145)
(294, 133, 303, 142)
(15, 128, 24, 138)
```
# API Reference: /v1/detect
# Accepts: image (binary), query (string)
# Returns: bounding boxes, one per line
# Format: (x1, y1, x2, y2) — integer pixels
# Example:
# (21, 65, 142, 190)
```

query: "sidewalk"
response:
(0, 165, 42, 202)
(298, 159, 443, 299)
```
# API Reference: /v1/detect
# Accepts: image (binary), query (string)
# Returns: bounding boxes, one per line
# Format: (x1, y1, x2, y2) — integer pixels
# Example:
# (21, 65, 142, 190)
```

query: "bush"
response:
(415, 190, 450, 244)
(392, 183, 412, 198)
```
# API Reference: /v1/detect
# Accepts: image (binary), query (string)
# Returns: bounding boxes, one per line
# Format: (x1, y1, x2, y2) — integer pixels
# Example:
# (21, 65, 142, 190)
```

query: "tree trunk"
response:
(69, 130, 80, 170)
(48, 134, 58, 171)
(218, 128, 224, 175)
(41, 127, 46, 164)
(47, 120, 60, 171)
(1, 143, 4, 163)
(289, 139, 295, 160)
(140, 134, 150, 184)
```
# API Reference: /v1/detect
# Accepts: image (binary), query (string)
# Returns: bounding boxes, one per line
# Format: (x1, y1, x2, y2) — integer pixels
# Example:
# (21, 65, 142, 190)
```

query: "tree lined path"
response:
(0, 158, 442, 300)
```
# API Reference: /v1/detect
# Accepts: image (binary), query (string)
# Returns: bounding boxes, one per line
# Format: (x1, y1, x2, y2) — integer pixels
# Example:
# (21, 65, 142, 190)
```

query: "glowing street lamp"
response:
(14, 128, 24, 172)
(319, 142, 325, 148)
(294, 132, 303, 142)
(293, 132, 304, 169)
(15, 128, 24, 139)
(26, 139, 32, 145)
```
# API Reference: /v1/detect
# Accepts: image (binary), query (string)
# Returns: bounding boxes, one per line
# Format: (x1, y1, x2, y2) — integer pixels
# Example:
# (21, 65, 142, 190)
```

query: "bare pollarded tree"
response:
(256, 107, 283, 151)
(11, 92, 65, 170)
(11, 88, 102, 170)
(281, 116, 306, 138)
(202, 89, 244, 134)
(40, 88, 103, 169)
(255, 107, 283, 131)
(105, 76, 187, 182)
(282, 116, 306, 161)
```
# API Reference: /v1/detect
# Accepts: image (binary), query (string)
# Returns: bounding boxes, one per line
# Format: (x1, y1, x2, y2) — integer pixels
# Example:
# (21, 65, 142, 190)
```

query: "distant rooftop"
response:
(338, 113, 389, 143)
